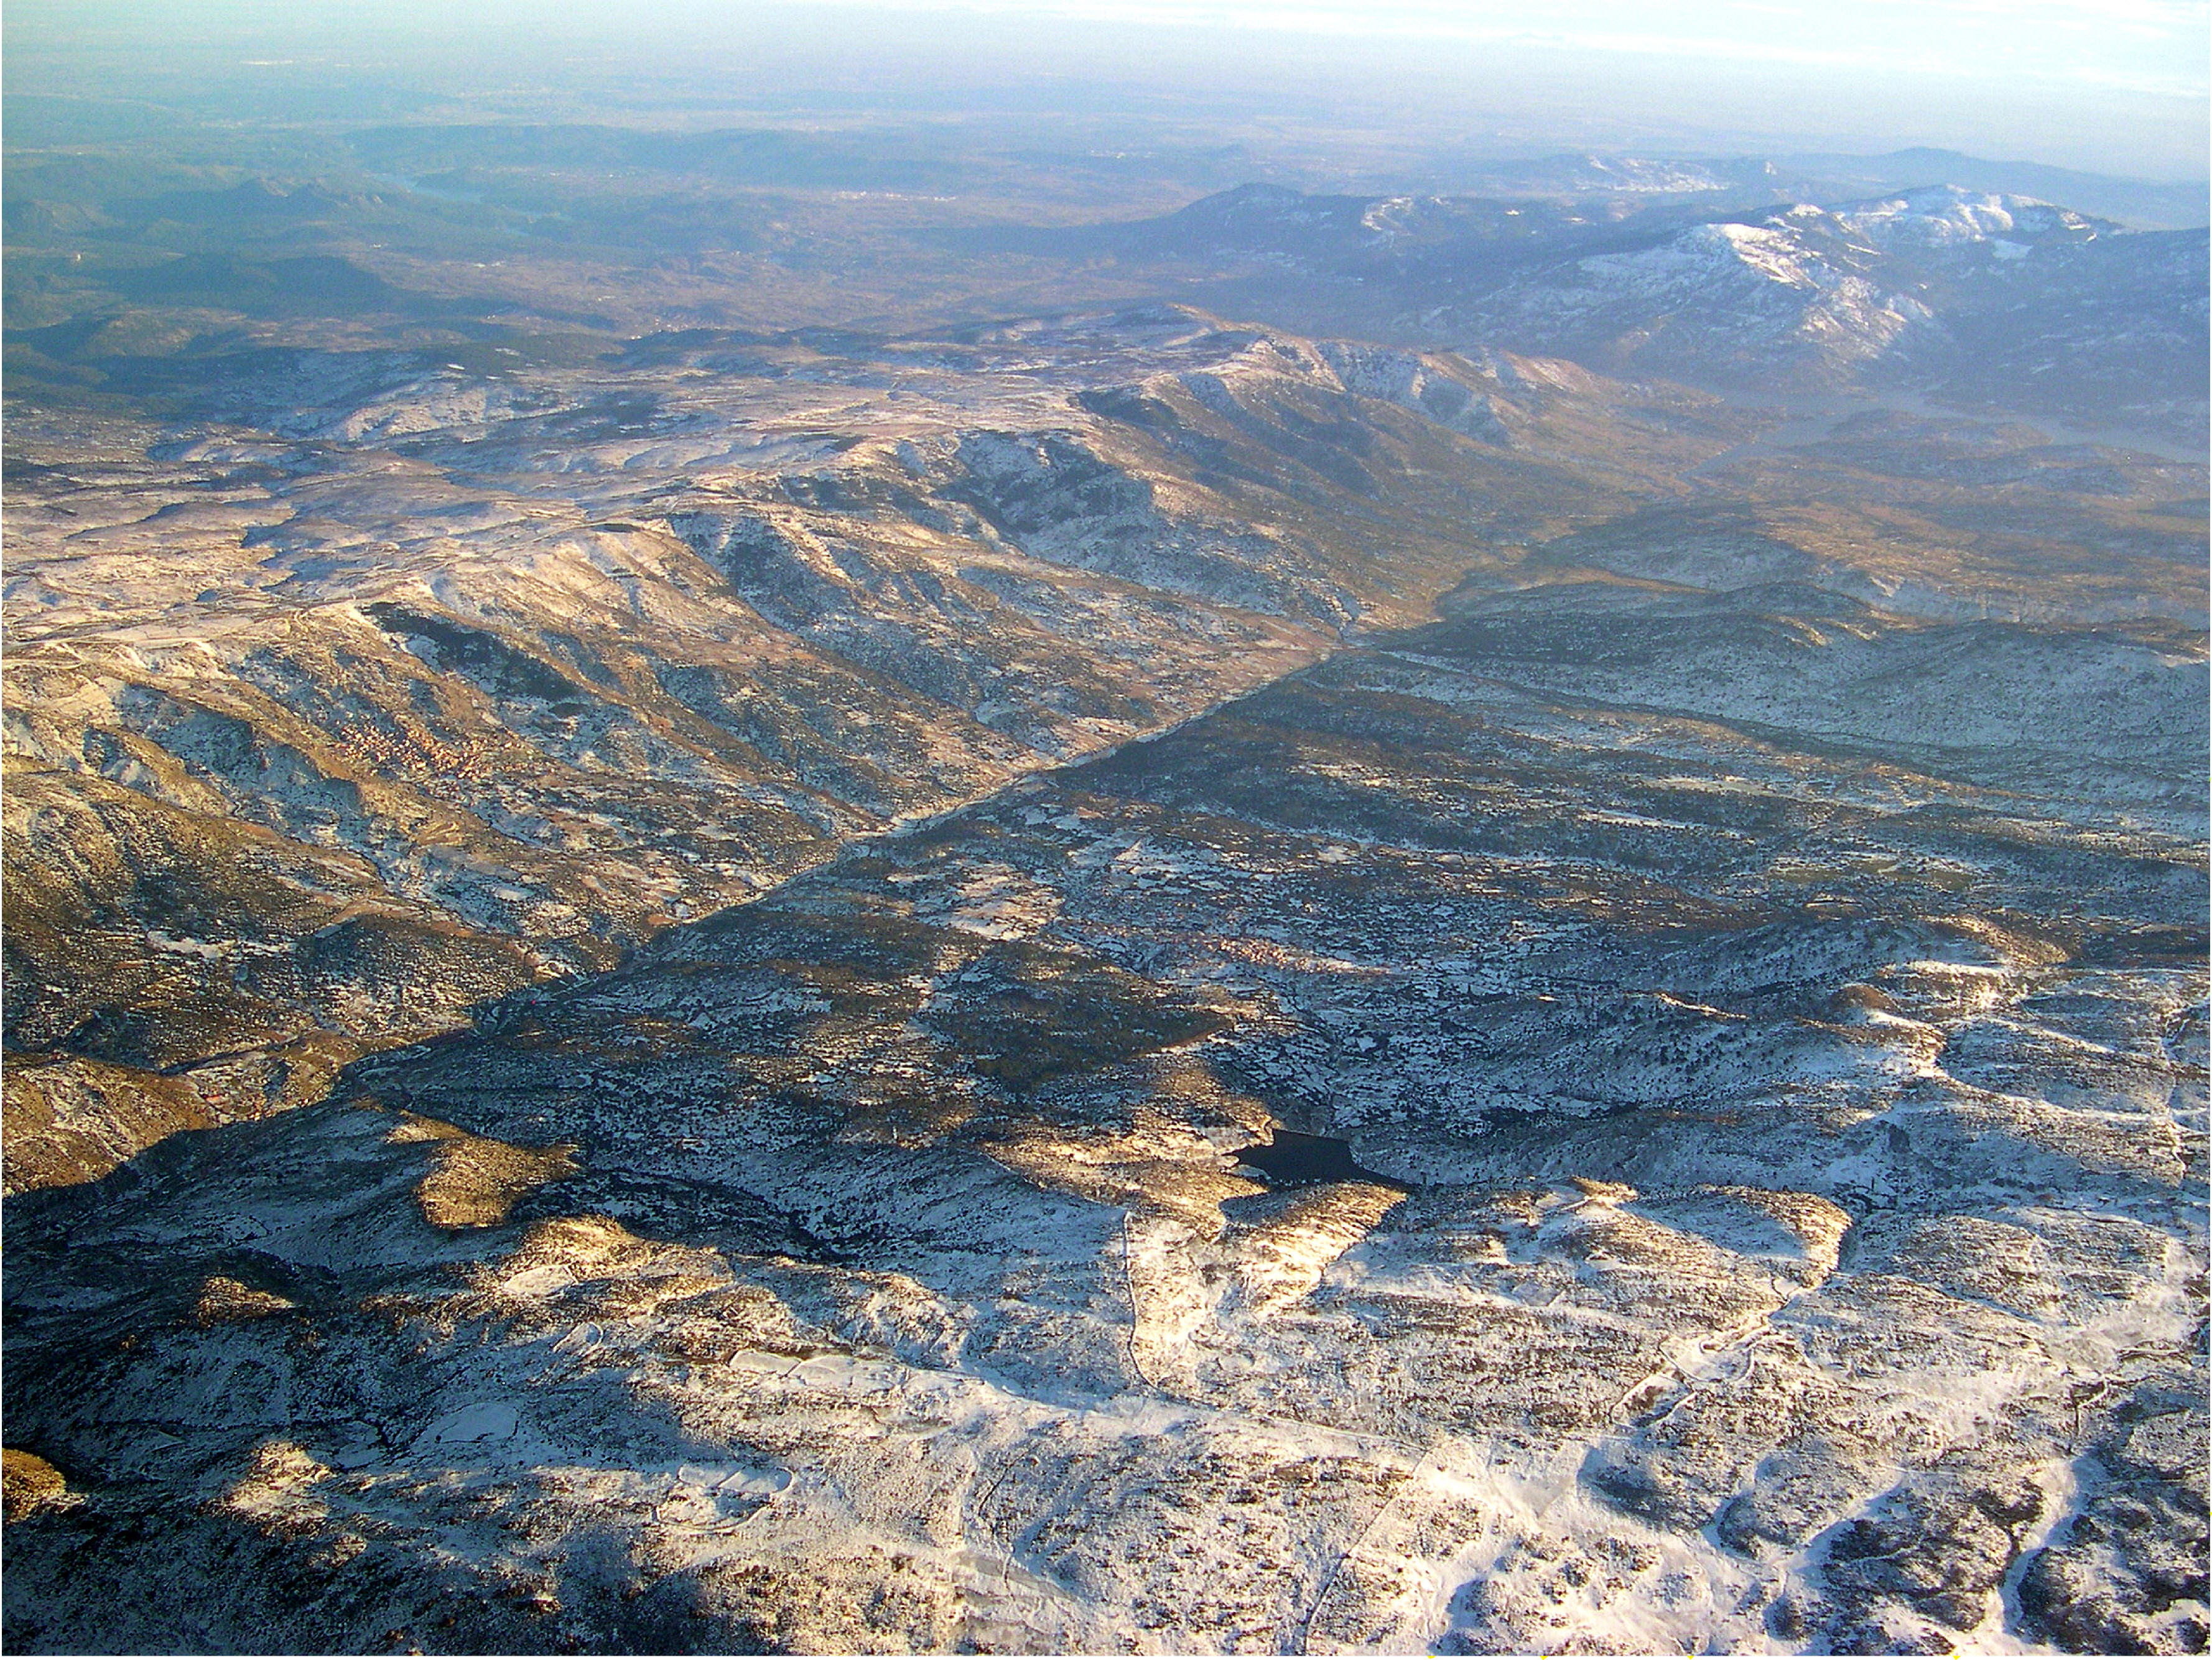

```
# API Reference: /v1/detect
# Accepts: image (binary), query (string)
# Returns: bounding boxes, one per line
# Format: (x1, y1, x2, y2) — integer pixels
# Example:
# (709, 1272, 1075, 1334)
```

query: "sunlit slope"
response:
(3, 313, 1693, 1190)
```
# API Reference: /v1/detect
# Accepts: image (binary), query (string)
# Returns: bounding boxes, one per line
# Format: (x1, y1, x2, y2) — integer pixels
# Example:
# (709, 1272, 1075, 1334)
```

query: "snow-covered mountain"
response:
(1443, 149, 2208, 230)
(1109, 184, 2208, 439)
(1468, 189, 2173, 395)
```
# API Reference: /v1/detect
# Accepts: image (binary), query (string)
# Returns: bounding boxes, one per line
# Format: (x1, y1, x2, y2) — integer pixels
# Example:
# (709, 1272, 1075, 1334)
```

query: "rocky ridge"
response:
(3, 310, 1703, 1190)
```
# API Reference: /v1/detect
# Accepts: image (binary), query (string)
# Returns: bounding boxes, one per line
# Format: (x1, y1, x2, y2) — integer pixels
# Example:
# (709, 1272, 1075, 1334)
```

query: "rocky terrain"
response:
(4, 311, 1721, 1189)
(2, 63, 2206, 1659)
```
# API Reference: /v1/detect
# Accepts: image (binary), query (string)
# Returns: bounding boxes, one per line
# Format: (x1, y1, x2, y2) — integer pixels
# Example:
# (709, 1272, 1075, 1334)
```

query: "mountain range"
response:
(1082, 183, 2208, 442)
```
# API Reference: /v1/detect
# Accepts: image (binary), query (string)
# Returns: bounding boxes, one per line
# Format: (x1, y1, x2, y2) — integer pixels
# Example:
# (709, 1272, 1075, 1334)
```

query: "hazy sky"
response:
(827, 0, 2211, 101)
(778, 0, 2212, 175)
(9, 0, 2208, 179)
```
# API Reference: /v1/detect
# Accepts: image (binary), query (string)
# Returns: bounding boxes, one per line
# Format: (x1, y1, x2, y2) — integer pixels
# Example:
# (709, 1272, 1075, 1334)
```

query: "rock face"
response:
(4, 277, 2205, 1653)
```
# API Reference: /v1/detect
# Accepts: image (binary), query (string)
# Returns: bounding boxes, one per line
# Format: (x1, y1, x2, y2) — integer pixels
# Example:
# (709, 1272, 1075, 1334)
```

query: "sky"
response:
(8, 0, 2208, 180)
(825, 0, 2212, 103)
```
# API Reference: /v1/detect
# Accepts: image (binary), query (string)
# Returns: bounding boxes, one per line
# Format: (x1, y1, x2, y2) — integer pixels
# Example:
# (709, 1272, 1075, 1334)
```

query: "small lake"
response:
(1235, 1129, 1403, 1189)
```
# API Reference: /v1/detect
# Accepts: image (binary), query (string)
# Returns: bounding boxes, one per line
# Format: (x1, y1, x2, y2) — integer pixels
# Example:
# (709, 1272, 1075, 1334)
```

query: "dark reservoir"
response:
(1235, 1129, 1404, 1189)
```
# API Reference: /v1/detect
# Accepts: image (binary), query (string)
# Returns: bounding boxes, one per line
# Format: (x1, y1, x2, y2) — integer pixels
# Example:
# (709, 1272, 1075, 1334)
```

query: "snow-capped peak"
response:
(1825, 185, 2099, 248)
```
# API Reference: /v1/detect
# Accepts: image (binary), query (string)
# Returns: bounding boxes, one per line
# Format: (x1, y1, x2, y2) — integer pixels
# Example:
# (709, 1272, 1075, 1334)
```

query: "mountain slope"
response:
(6, 554, 2201, 1655)
(2, 310, 1703, 1192)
